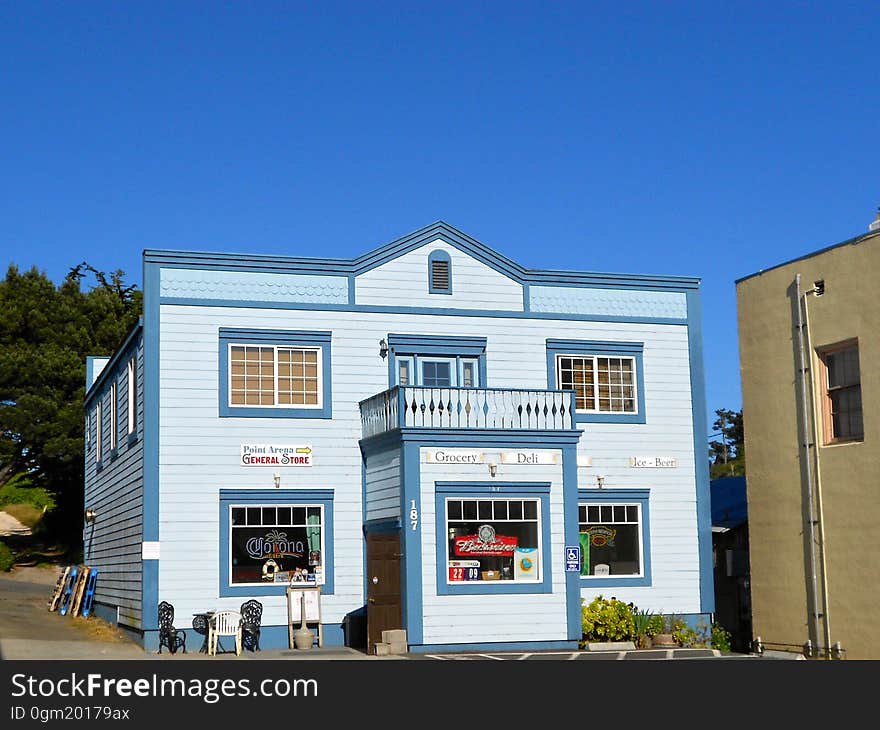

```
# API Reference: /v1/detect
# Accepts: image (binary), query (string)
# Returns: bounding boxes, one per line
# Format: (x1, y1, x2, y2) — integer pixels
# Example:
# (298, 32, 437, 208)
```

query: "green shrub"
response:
(0, 474, 56, 511)
(581, 595, 635, 643)
(0, 542, 14, 572)
(711, 622, 732, 652)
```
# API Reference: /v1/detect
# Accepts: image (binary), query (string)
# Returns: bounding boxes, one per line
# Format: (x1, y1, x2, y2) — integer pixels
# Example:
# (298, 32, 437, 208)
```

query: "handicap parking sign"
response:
(565, 545, 581, 572)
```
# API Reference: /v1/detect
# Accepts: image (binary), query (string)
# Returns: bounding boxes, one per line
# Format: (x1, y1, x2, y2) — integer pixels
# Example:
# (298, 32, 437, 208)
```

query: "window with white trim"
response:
(109, 382, 117, 450)
(818, 341, 863, 443)
(95, 402, 102, 463)
(229, 345, 322, 408)
(229, 504, 325, 586)
(126, 358, 136, 435)
(578, 502, 643, 577)
(445, 498, 542, 583)
(557, 354, 637, 413)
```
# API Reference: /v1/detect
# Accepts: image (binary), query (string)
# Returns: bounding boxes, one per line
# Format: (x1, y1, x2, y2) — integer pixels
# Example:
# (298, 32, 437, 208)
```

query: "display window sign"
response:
(445, 498, 541, 582)
(229, 504, 324, 585)
(578, 503, 643, 577)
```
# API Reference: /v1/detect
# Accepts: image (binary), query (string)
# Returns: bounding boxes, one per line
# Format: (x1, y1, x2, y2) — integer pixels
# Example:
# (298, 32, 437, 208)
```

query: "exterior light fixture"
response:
(84, 508, 97, 523)
(379, 338, 389, 359)
(273, 472, 281, 489)
(488, 463, 498, 478)
(596, 475, 605, 489)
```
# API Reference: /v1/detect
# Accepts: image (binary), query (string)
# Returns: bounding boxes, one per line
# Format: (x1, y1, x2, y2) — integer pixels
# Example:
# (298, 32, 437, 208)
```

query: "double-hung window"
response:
(109, 381, 118, 452)
(219, 329, 332, 418)
(95, 401, 103, 463)
(126, 357, 137, 436)
(577, 489, 651, 586)
(818, 340, 863, 443)
(547, 340, 645, 424)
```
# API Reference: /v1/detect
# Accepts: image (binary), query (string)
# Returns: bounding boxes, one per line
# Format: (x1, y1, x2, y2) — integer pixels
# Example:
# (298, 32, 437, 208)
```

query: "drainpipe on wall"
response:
(794, 274, 822, 654)
(801, 281, 833, 658)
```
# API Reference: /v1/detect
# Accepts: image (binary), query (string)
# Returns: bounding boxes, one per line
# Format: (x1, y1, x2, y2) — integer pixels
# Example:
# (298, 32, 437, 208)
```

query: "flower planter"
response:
(651, 633, 677, 648)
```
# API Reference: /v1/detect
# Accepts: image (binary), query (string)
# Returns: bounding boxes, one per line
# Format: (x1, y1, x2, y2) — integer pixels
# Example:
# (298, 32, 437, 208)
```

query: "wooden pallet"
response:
(57, 566, 78, 616)
(48, 566, 72, 612)
(81, 569, 98, 618)
(70, 567, 90, 617)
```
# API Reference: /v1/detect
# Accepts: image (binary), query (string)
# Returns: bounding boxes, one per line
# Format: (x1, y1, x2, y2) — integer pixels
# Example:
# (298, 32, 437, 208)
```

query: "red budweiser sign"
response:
(454, 534, 518, 556)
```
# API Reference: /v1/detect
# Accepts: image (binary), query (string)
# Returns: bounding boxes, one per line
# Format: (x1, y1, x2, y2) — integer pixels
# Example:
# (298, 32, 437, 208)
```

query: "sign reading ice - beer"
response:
(240, 444, 313, 466)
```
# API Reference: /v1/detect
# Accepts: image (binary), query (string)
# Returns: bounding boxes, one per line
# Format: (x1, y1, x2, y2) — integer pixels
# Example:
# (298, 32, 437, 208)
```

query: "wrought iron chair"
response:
(240, 600, 263, 652)
(192, 612, 211, 653)
(157, 601, 187, 654)
(208, 610, 242, 656)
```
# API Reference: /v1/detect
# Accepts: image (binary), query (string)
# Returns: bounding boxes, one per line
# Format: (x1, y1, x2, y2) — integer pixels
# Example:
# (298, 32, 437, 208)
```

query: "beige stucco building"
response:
(736, 213, 880, 660)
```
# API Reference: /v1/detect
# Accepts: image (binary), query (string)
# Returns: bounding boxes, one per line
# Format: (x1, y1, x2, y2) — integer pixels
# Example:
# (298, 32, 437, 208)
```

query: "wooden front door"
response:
(366, 531, 402, 654)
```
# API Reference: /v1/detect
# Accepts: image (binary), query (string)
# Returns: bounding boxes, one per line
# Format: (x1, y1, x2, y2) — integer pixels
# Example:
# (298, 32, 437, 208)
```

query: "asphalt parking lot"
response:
(1, 566, 764, 661)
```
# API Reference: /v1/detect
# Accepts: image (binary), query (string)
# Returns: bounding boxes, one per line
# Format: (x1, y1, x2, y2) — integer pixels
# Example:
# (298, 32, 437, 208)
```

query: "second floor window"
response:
(229, 345, 322, 408)
(556, 354, 637, 413)
(819, 341, 863, 443)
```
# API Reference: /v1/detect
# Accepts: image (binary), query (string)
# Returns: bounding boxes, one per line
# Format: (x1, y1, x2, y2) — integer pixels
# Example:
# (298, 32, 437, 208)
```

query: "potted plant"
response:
(631, 608, 655, 649)
(651, 614, 679, 648)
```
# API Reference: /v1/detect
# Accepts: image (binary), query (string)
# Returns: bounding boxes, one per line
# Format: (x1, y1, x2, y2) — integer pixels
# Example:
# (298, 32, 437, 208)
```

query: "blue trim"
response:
(408, 640, 579, 653)
(522, 282, 530, 313)
(577, 488, 652, 588)
(218, 489, 335, 597)
(401, 441, 423, 645)
(428, 249, 452, 294)
(546, 339, 646, 425)
(84, 319, 143, 404)
(434, 482, 552, 596)
(159, 296, 688, 325)
(364, 518, 402, 534)
(142, 262, 160, 631)
(686, 289, 715, 613)
(218, 329, 332, 419)
(347, 275, 355, 305)
(387, 334, 487, 356)
(144, 220, 699, 291)
(562, 443, 581, 640)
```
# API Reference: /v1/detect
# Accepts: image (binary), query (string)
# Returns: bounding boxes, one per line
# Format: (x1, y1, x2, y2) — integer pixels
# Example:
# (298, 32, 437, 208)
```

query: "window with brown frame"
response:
(818, 341, 863, 443)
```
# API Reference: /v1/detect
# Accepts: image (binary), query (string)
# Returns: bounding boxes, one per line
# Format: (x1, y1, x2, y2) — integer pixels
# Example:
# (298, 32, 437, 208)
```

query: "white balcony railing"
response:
(360, 386, 574, 439)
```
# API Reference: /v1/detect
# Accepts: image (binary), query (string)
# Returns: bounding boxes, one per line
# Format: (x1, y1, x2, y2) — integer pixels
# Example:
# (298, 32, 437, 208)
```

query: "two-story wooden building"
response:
(83, 221, 713, 653)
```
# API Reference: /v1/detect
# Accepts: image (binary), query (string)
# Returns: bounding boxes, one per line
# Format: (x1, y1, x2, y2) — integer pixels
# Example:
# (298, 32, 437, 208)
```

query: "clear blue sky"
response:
(2, 1, 878, 436)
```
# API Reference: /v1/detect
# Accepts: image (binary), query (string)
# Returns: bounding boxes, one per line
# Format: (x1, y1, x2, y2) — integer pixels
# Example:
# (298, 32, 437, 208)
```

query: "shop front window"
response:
(445, 498, 542, 583)
(578, 503, 642, 577)
(229, 504, 325, 586)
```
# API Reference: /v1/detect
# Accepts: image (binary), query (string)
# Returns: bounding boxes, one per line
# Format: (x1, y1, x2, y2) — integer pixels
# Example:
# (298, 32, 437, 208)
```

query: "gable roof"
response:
(144, 220, 699, 291)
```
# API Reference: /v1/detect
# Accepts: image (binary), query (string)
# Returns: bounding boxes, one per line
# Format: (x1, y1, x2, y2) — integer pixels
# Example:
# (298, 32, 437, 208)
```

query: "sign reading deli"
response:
(500, 450, 558, 465)
(241, 444, 313, 467)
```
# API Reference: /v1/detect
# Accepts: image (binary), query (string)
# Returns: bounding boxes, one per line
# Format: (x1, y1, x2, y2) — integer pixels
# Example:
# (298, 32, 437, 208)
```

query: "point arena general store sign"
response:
(240, 444, 313, 467)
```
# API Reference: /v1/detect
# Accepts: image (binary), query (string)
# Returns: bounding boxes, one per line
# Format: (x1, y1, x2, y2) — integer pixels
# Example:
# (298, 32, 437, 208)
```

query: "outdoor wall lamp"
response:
(596, 475, 605, 489)
(273, 472, 281, 488)
(379, 338, 389, 359)
(84, 508, 97, 523)
(488, 463, 498, 478)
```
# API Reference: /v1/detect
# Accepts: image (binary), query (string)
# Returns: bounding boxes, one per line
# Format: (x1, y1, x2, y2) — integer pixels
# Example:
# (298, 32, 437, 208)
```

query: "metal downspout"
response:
(802, 285, 832, 657)
(795, 273, 822, 653)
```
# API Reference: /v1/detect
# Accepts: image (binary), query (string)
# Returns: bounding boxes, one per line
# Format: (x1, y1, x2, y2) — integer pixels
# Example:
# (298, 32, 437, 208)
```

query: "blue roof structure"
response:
(710, 476, 747, 529)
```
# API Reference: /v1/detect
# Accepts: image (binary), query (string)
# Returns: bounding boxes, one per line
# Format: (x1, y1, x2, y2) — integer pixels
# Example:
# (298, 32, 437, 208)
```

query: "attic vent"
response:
(431, 260, 449, 290)
(428, 250, 452, 293)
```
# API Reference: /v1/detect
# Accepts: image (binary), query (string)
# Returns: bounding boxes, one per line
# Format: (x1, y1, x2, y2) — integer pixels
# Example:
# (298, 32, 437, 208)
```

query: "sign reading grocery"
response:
(424, 449, 484, 464)
(240, 444, 313, 466)
(500, 450, 558, 465)
(629, 456, 676, 468)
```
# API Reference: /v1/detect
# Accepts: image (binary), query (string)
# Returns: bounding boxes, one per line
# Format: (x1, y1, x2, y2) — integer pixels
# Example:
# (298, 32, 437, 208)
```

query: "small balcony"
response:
(359, 386, 575, 439)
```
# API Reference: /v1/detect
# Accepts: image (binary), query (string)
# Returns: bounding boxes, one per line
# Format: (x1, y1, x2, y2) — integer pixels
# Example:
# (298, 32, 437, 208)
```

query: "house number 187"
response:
(410, 500, 419, 531)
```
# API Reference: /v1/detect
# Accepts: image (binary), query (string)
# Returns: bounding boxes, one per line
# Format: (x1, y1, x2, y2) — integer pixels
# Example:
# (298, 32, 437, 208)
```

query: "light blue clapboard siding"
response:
(83, 336, 144, 628)
(156, 298, 699, 628)
(364, 450, 401, 522)
(420, 457, 568, 644)
(355, 239, 524, 310)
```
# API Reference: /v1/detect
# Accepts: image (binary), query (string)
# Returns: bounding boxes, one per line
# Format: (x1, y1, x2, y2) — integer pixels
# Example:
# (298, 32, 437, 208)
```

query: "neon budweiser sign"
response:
(454, 524, 518, 556)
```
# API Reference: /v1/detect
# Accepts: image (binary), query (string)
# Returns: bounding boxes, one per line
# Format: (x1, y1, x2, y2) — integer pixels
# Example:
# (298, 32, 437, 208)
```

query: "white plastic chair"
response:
(208, 610, 242, 656)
